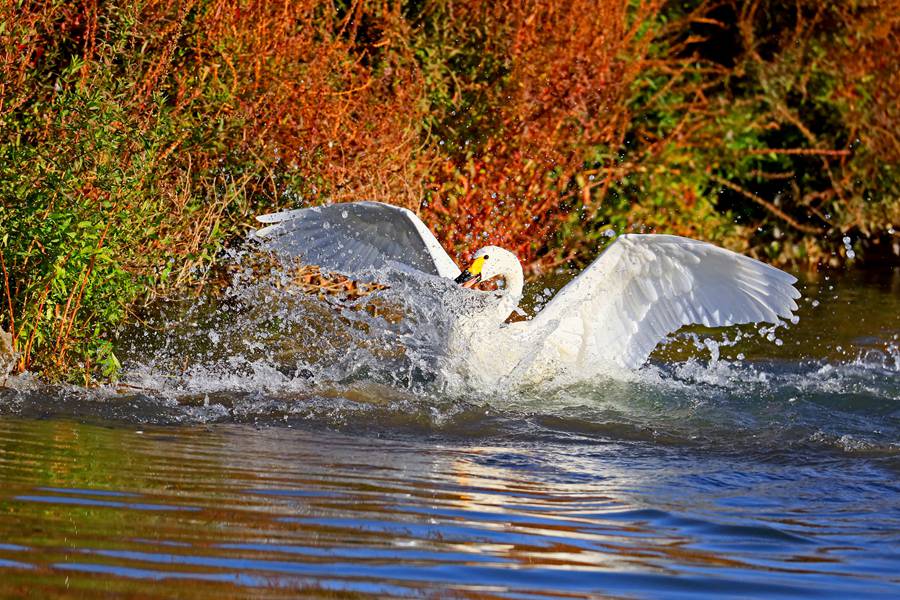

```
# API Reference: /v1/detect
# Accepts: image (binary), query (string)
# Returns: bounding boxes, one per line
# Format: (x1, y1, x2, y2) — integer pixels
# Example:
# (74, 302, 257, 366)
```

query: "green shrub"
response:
(573, 0, 899, 268)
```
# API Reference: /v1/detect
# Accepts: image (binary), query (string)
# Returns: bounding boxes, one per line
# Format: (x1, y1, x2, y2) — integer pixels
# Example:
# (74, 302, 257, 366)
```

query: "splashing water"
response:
(117, 253, 490, 394)
(2, 255, 895, 459)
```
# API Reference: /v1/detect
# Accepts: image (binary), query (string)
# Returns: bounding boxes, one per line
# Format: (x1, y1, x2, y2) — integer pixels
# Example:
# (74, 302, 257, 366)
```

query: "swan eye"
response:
(482, 254, 489, 260)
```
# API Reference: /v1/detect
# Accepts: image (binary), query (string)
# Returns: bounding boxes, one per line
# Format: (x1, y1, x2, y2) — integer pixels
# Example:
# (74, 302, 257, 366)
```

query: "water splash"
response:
(1, 256, 897, 461)
(118, 251, 467, 393)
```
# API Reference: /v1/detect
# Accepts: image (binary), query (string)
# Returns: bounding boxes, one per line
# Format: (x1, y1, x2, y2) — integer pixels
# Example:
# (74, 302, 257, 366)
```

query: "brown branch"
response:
(710, 175, 824, 235)
(0, 253, 14, 343)
(21, 283, 50, 370)
(744, 148, 850, 157)
(747, 169, 795, 180)
(55, 216, 114, 366)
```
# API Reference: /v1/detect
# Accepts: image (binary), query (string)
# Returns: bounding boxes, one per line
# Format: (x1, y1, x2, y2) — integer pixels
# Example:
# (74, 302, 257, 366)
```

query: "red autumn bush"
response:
(419, 1, 661, 270)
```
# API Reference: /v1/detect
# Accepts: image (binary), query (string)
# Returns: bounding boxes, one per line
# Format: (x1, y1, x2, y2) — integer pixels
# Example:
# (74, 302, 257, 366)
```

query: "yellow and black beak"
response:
(454, 256, 485, 289)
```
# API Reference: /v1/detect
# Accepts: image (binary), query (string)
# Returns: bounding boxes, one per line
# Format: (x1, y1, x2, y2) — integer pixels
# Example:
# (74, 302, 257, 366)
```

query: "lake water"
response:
(0, 267, 898, 598)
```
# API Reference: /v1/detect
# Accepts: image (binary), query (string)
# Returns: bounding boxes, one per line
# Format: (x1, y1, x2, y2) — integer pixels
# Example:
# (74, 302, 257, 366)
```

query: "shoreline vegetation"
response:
(1, 0, 898, 381)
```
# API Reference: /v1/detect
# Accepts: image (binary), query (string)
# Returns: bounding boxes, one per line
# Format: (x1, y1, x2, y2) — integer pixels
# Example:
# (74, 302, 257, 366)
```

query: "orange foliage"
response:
(3, 0, 664, 275)
(109, 0, 429, 212)
(422, 1, 660, 270)
(185, 0, 433, 204)
(831, 5, 900, 165)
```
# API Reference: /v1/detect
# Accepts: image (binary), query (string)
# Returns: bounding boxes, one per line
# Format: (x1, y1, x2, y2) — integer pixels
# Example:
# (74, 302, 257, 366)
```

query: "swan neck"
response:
(498, 264, 524, 319)
(505, 269, 524, 305)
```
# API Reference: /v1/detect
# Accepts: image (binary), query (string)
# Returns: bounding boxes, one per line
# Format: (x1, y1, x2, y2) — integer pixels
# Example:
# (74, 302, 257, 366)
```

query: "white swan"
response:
(255, 201, 800, 387)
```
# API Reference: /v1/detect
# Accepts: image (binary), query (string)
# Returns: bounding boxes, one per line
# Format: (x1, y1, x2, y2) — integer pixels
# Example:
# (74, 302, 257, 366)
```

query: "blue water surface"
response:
(0, 269, 897, 598)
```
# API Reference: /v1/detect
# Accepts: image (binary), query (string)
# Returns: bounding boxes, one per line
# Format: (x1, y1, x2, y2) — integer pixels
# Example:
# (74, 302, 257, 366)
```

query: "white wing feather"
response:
(526, 234, 800, 369)
(254, 201, 460, 279)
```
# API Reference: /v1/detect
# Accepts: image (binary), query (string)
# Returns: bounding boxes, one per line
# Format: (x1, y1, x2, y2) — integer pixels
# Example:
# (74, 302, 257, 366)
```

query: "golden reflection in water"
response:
(443, 446, 759, 575)
(0, 415, 892, 599)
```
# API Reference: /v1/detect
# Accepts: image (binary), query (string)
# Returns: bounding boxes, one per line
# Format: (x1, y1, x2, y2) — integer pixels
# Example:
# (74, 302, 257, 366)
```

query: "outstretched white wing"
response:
(255, 201, 460, 278)
(525, 234, 800, 369)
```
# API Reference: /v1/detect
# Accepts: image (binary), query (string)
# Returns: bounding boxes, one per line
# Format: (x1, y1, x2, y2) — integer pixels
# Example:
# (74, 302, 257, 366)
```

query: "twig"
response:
(744, 148, 850, 157)
(710, 175, 824, 235)
(0, 253, 14, 342)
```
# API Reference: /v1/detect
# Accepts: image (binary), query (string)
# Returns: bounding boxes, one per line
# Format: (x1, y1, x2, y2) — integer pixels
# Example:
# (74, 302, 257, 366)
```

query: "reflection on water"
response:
(0, 268, 898, 597)
(0, 419, 898, 599)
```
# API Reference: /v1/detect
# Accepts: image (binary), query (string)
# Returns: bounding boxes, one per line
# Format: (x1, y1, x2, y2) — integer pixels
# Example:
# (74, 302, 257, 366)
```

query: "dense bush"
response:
(586, 0, 900, 268)
(0, 0, 428, 379)
(0, 0, 897, 379)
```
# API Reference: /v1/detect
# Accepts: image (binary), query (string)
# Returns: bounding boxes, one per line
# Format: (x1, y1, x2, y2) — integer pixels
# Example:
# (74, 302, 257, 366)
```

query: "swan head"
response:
(454, 246, 524, 302)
